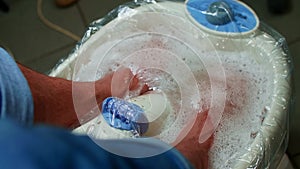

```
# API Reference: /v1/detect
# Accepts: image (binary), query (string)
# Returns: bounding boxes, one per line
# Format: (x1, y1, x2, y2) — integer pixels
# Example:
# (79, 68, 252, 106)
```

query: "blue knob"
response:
(206, 1, 234, 25)
(186, 0, 258, 33)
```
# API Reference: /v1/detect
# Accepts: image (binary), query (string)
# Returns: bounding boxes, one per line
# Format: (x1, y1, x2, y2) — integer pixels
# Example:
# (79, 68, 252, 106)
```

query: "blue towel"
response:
(0, 47, 33, 125)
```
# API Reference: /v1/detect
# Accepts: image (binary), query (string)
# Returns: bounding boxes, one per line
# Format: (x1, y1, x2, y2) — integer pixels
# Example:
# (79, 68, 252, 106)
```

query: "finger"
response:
(140, 84, 150, 94)
(171, 111, 203, 146)
(115, 67, 134, 85)
(129, 75, 139, 90)
(129, 75, 150, 94)
(198, 111, 215, 144)
(111, 67, 134, 97)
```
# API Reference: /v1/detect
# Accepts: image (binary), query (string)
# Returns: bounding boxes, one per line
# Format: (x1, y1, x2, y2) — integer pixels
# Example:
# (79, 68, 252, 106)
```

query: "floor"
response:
(0, 0, 299, 168)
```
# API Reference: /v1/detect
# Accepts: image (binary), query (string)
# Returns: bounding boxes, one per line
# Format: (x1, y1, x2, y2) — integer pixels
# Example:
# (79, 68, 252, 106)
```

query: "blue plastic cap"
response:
(102, 97, 149, 136)
(205, 1, 234, 25)
(186, 0, 258, 33)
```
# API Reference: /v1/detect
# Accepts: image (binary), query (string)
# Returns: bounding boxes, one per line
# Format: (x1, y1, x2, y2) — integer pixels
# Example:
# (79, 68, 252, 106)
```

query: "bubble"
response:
(207, 50, 274, 168)
(73, 32, 275, 167)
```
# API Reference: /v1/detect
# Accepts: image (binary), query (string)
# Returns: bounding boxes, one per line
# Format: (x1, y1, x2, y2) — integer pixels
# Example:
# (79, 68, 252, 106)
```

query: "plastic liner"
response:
(49, 0, 293, 168)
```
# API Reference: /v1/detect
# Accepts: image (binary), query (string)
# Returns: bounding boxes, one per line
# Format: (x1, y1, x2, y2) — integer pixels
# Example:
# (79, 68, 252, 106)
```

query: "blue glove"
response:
(102, 97, 149, 136)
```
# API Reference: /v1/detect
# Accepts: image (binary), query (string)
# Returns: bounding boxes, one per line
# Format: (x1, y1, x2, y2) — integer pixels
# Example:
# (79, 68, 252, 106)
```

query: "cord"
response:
(37, 0, 81, 41)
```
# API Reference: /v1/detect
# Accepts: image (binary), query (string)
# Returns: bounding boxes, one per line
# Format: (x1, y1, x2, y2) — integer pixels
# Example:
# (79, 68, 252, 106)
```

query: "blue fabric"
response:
(0, 120, 194, 169)
(0, 48, 33, 125)
(186, 0, 258, 33)
(0, 89, 2, 113)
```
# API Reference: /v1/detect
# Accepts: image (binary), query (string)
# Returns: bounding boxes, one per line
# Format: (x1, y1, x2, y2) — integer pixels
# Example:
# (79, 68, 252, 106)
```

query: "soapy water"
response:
(74, 51, 273, 167)
(207, 52, 274, 168)
(96, 65, 200, 144)
(86, 33, 206, 145)
(134, 68, 188, 141)
(71, 35, 274, 168)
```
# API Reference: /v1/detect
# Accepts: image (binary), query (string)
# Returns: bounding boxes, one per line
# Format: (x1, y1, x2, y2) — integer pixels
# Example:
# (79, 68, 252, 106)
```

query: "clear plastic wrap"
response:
(49, 0, 292, 168)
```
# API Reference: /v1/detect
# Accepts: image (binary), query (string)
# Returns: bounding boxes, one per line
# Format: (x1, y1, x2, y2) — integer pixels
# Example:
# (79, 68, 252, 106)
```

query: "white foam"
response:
(206, 50, 274, 168)
(73, 33, 275, 168)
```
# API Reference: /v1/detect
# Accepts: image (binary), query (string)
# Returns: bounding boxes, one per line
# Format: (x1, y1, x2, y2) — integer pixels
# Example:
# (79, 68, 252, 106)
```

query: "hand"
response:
(19, 64, 148, 128)
(174, 110, 213, 169)
(95, 67, 148, 100)
(72, 67, 149, 127)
